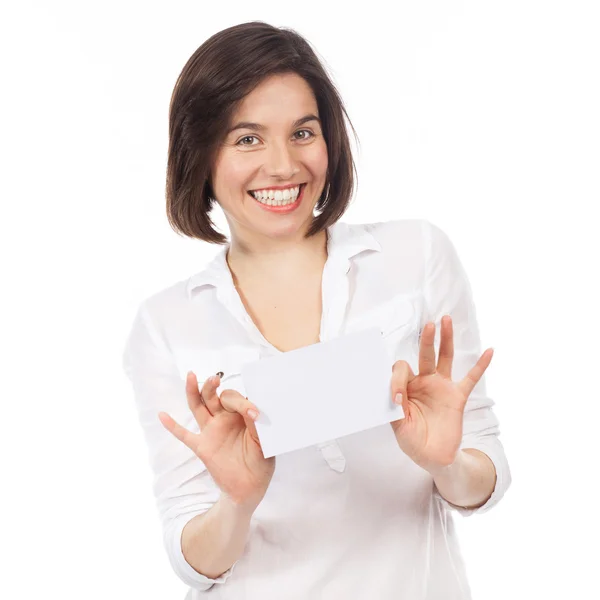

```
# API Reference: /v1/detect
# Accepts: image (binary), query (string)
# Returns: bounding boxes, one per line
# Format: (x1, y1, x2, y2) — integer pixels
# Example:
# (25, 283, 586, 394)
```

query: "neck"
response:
(226, 228, 329, 282)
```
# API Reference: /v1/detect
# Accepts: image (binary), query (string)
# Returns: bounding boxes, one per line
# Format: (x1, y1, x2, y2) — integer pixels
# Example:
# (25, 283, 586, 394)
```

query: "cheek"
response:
(229, 161, 254, 183)
(213, 158, 253, 194)
(306, 141, 329, 176)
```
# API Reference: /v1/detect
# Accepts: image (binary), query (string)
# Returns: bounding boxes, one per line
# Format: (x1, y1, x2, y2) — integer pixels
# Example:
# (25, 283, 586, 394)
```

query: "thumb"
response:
(219, 388, 263, 448)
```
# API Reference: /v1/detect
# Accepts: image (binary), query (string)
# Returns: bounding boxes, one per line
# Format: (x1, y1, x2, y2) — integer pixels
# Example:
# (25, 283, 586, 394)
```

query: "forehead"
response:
(231, 73, 318, 123)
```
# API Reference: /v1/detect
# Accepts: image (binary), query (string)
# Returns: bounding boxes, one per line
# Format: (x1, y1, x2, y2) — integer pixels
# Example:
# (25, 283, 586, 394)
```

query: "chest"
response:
(234, 274, 324, 353)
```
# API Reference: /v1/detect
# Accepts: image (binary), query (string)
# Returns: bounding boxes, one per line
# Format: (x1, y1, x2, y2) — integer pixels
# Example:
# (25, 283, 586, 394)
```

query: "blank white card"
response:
(241, 327, 405, 459)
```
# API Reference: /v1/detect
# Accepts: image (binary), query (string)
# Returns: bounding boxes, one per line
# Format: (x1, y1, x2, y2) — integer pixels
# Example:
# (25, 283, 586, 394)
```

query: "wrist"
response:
(219, 492, 259, 519)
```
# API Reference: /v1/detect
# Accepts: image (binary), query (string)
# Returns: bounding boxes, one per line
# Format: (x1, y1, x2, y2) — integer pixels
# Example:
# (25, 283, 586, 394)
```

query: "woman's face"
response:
(210, 72, 329, 244)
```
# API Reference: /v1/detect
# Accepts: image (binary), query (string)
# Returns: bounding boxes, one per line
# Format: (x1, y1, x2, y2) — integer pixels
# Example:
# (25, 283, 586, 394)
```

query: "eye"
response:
(293, 129, 315, 141)
(237, 135, 259, 147)
(235, 129, 315, 147)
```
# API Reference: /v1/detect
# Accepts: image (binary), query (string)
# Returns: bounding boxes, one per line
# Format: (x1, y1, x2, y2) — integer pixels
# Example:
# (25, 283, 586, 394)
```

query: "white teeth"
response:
(250, 185, 302, 206)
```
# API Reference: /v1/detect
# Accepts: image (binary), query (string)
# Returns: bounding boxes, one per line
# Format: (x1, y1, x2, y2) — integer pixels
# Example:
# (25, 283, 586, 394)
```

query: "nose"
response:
(264, 139, 300, 180)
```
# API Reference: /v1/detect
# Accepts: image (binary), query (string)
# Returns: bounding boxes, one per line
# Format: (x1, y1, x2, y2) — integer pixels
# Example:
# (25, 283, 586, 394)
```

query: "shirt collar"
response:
(185, 220, 382, 299)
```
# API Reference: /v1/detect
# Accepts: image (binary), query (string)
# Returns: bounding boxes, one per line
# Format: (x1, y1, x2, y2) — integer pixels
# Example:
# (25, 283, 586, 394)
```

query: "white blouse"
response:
(122, 218, 511, 600)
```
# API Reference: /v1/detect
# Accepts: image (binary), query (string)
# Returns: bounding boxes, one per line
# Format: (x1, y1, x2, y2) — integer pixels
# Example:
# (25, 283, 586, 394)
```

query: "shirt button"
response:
(318, 440, 346, 473)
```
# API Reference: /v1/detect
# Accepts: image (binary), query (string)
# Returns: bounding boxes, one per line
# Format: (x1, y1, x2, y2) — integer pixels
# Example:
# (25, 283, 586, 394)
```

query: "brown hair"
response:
(165, 21, 359, 245)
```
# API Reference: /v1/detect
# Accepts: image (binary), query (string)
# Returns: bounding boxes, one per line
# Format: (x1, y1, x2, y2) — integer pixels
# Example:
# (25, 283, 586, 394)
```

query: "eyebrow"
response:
(226, 114, 321, 135)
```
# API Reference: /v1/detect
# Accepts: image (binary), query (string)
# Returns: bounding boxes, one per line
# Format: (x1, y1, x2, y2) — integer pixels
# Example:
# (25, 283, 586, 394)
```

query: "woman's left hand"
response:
(390, 315, 494, 473)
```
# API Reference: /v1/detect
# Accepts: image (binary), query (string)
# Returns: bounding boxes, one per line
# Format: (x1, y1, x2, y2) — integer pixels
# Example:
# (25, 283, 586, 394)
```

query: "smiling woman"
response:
(123, 19, 511, 600)
(165, 23, 357, 247)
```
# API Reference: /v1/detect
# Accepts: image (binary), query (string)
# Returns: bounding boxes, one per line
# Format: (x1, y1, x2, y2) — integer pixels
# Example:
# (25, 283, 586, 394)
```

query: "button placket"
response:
(320, 256, 351, 343)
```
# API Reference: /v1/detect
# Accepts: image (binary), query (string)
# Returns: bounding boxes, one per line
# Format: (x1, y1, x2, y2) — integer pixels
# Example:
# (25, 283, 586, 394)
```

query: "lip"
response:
(247, 182, 306, 193)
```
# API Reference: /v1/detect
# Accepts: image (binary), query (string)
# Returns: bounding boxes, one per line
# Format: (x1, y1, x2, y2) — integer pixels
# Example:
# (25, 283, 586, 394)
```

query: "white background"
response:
(2, 1, 598, 598)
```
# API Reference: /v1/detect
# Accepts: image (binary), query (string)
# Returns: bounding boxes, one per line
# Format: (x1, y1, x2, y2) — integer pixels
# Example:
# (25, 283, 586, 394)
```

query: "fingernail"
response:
(247, 409, 259, 421)
(394, 393, 403, 405)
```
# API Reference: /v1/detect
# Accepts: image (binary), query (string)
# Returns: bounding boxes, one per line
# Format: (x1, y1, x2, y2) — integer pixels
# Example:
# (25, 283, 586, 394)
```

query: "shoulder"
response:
(363, 218, 453, 252)
(363, 217, 424, 236)
(351, 218, 433, 251)
(136, 242, 224, 320)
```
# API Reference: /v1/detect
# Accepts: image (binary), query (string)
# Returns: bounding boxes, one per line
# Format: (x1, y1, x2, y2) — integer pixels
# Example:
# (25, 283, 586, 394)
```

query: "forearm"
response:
(181, 494, 256, 580)
(429, 448, 497, 510)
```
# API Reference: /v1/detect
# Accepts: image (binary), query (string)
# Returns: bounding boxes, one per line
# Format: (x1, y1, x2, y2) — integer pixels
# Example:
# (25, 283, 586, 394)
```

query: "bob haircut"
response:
(166, 21, 359, 245)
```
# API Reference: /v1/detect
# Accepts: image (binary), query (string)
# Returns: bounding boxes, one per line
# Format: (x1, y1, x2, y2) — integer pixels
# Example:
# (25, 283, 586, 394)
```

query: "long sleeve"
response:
(121, 299, 238, 591)
(420, 219, 512, 517)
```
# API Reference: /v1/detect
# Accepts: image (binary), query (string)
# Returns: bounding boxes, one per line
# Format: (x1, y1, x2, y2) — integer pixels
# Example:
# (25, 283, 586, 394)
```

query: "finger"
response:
(158, 411, 202, 454)
(185, 371, 212, 429)
(436, 315, 454, 379)
(457, 348, 494, 398)
(418, 321, 437, 376)
(201, 372, 226, 416)
(390, 360, 414, 412)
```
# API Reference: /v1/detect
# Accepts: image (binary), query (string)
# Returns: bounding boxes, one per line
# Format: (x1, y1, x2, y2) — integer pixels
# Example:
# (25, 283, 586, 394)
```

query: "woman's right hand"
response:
(158, 371, 276, 511)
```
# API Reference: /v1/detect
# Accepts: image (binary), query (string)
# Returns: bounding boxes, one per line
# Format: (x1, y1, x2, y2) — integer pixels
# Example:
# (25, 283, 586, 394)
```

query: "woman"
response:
(122, 21, 511, 600)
